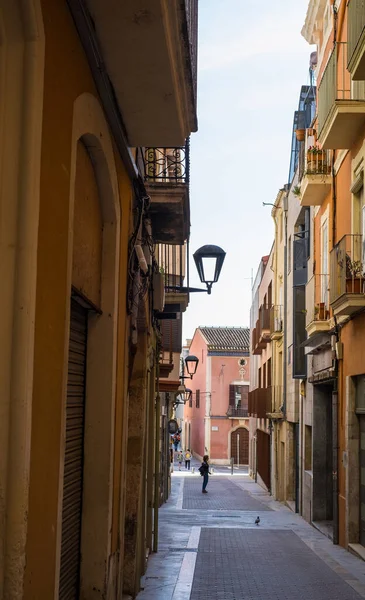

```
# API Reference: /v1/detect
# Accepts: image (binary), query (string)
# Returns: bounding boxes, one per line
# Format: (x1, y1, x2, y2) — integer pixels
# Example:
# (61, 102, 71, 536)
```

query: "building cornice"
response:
(301, 0, 326, 45)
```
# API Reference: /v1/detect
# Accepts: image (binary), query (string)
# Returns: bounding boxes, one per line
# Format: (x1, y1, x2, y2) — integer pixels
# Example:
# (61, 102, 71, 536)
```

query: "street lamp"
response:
(193, 245, 226, 295)
(174, 384, 192, 406)
(184, 354, 199, 378)
(164, 244, 226, 296)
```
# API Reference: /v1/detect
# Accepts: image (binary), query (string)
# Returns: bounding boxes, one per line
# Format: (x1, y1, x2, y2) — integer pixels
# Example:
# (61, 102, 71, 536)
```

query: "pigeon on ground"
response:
(255, 516, 260, 525)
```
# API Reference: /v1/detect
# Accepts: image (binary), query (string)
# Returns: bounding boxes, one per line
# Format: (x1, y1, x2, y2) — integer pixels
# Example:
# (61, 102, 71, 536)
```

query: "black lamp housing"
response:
(185, 354, 199, 378)
(193, 245, 226, 294)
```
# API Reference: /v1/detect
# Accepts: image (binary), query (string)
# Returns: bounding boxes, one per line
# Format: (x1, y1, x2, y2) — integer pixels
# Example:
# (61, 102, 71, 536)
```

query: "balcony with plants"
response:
(298, 129, 332, 206)
(318, 41, 365, 149)
(306, 273, 331, 337)
(270, 305, 283, 340)
(348, 0, 365, 81)
(137, 140, 190, 244)
(330, 234, 365, 316)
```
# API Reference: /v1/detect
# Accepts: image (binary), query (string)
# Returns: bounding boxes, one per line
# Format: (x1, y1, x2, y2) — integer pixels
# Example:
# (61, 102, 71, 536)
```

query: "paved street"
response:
(136, 460, 365, 600)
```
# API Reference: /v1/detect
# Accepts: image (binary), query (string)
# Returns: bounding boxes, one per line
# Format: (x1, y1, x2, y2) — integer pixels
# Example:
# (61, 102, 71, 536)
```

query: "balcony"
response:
(298, 132, 331, 206)
(248, 387, 272, 419)
(252, 306, 271, 354)
(258, 305, 271, 346)
(226, 406, 248, 418)
(138, 142, 190, 243)
(306, 274, 331, 337)
(348, 0, 365, 80)
(330, 234, 365, 317)
(86, 0, 198, 146)
(270, 305, 283, 340)
(156, 243, 189, 314)
(318, 42, 365, 149)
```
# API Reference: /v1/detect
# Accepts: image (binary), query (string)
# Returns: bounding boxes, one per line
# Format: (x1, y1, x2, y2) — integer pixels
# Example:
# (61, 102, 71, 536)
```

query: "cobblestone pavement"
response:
(191, 529, 362, 600)
(136, 470, 365, 600)
(182, 477, 270, 511)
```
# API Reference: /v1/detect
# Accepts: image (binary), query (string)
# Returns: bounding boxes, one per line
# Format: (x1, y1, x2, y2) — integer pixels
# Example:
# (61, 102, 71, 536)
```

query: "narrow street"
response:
(137, 459, 365, 600)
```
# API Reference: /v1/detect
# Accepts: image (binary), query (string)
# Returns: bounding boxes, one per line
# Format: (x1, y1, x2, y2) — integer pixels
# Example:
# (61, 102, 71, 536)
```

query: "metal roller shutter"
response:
(59, 299, 87, 599)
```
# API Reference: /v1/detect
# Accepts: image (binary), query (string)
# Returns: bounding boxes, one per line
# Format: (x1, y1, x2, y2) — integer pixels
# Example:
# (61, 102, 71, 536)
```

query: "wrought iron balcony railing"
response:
(270, 305, 283, 335)
(330, 234, 365, 304)
(348, 0, 365, 74)
(318, 42, 365, 139)
(138, 139, 190, 184)
(306, 273, 330, 327)
(226, 406, 248, 418)
(156, 243, 186, 290)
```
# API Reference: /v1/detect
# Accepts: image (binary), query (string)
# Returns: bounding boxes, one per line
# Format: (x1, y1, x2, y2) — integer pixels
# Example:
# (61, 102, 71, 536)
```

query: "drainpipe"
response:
(153, 392, 160, 552)
(332, 317, 340, 545)
(153, 351, 161, 552)
(283, 189, 288, 418)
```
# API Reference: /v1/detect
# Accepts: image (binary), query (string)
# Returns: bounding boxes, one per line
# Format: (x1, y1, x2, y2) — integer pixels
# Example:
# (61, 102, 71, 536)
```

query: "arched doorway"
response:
(231, 428, 249, 465)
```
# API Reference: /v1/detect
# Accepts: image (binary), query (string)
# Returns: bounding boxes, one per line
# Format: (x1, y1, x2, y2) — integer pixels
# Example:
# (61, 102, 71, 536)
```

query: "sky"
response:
(183, 0, 314, 342)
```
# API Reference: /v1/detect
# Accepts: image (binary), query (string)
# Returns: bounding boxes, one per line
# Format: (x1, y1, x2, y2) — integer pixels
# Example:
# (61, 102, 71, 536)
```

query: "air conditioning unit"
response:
(153, 272, 165, 312)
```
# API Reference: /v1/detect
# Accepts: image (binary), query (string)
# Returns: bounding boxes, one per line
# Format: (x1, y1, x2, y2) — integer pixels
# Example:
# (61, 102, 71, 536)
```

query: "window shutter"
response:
(229, 385, 235, 406)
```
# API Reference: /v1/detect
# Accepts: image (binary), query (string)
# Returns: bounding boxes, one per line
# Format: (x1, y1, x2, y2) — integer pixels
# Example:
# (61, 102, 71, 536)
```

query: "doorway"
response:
(231, 427, 249, 465)
(59, 299, 88, 599)
(312, 384, 333, 525)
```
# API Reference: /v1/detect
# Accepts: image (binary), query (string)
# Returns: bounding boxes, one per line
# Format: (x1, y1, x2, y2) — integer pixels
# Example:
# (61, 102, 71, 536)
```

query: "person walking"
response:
(199, 454, 210, 493)
(176, 450, 183, 471)
(184, 449, 192, 470)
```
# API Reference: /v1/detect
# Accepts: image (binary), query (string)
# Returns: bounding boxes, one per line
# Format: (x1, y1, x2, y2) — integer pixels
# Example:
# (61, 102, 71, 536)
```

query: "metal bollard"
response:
(230, 457, 234, 475)
(192, 467, 195, 473)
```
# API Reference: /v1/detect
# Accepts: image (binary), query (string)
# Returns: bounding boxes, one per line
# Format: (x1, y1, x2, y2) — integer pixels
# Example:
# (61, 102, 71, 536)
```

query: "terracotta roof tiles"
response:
(199, 326, 249, 352)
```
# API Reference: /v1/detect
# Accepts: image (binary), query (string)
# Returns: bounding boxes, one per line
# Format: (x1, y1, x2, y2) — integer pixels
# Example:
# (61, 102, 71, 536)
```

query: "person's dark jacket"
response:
(200, 461, 209, 475)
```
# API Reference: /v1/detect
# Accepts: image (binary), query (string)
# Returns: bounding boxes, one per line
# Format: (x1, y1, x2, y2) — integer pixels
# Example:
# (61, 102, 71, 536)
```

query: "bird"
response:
(255, 516, 260, 525)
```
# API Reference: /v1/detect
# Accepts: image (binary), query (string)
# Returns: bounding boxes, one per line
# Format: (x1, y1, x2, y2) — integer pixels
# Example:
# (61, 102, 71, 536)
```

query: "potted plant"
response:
(292, 185, 301, 198)
(296, 129, 305, 142)
(345, 257, 364, 293)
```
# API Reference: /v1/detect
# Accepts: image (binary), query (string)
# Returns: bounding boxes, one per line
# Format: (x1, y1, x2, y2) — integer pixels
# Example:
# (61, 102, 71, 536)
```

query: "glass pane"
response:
(202, 256, 216, 282)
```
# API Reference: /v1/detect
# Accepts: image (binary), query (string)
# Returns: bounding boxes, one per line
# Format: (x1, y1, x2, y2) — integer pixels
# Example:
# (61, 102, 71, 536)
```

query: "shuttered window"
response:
(59, 299, 88, 599)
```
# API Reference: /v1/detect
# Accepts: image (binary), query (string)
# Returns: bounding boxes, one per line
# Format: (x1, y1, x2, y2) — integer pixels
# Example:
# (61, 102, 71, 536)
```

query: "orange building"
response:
(0, 1, 197, 598)
(302, 0, 365, 552)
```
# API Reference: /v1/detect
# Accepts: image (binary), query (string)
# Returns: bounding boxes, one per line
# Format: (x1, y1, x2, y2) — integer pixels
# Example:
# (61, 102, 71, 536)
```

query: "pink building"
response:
(183, 327, 250, 465)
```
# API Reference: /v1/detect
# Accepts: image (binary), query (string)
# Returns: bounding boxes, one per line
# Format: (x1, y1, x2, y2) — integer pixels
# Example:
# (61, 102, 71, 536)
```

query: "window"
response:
(189, 395, 192, 408)
(196, 389, 200, 409)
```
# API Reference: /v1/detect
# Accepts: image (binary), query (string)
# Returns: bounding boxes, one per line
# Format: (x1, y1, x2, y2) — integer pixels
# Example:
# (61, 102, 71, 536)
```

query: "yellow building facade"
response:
(0, 0, 197, 598)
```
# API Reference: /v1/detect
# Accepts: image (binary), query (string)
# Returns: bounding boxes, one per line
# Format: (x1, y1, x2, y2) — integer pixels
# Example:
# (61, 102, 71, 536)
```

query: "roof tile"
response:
(199, 327, 249, 352)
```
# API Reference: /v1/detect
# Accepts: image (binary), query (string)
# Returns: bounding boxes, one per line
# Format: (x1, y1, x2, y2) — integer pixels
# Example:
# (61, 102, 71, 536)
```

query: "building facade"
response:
(184, 327, 250, 465)
(301, 0, 365, 550)
(0, 1, 197, 598)
(249, 254, 272, 490)
(251, 0, 365, 557)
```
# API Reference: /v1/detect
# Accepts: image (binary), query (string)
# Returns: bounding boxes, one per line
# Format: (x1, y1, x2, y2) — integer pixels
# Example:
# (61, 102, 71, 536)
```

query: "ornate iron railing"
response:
(330, 234, 365, 303)
(348, 0, 365, 73)
(139, 139, 190, 184)
(226, 406, 248, 418)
